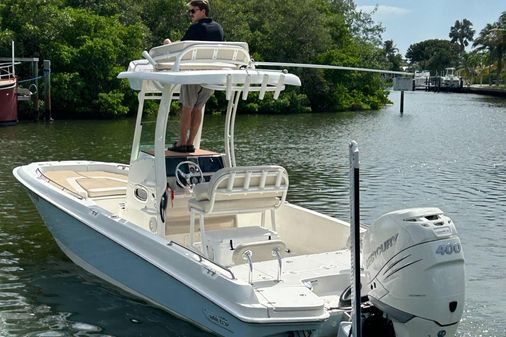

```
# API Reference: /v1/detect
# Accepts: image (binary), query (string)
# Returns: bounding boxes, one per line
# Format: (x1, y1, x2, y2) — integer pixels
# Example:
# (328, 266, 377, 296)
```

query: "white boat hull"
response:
(14, 162, 344, 337)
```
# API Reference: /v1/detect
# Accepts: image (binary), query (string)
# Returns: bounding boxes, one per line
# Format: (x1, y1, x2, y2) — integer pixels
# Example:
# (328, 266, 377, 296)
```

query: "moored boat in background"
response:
(0, 60, 18, 126)
(413, 70, 431, 89)
(442, 67, 462, 88)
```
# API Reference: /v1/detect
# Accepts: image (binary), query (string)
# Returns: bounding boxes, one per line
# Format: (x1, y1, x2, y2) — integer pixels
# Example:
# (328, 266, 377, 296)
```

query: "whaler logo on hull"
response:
(203, 308, 232, 332)
(366, 233, 399, 268)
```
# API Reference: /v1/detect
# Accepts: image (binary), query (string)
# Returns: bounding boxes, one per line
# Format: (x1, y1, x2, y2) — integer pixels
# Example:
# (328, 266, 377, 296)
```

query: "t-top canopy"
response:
(117, 41, 301, 98)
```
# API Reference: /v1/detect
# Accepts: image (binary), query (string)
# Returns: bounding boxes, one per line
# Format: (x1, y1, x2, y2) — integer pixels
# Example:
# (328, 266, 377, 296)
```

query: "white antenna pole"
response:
(255, 61, 413, 76)
(349, 140, 362, 337)
(11, 40, 15, 77)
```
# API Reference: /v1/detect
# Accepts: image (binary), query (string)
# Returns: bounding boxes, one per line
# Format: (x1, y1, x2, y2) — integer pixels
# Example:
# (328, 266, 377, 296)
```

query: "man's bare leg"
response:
(187, 106, 203, 146)
(178, 106, 193, 145)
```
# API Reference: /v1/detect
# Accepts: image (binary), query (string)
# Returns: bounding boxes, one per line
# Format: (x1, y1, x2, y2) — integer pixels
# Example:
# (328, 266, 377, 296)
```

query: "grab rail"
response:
(167, 240, 236, 280)
(0, 82, 16, 90)
(172, 45, 251, 72)
(145, 42, 251, 72)
(0, 62, 18, 77)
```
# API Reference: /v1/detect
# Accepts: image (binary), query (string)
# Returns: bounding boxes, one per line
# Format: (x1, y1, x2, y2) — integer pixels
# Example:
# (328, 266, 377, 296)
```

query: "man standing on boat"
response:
(168, 0, 224, 153)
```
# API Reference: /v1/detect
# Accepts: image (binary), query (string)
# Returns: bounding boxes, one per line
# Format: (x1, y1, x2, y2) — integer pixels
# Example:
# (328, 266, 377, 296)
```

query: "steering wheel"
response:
(175, 160, 204, 190)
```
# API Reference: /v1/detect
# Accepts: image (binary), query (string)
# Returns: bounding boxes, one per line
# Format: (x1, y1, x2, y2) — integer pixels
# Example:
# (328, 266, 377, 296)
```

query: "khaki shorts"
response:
(179, 84, 214, 108)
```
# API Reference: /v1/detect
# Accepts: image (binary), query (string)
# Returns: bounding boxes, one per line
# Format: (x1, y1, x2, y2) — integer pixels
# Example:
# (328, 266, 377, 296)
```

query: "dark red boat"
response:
(0, 63, 18, 126)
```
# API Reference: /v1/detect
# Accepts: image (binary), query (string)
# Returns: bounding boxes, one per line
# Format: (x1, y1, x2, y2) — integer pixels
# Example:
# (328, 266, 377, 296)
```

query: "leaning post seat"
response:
(187, 165, 289, 254)
(146, 41, 252, 71)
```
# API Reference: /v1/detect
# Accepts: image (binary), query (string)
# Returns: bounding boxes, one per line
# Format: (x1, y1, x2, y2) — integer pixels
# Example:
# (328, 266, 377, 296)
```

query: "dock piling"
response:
(400, 91, 404, 115)
(43, 60, 52, 121)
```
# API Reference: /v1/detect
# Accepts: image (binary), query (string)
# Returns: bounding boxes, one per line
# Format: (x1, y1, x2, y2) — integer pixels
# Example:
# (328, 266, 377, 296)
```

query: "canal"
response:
(0, 91, 505, 336)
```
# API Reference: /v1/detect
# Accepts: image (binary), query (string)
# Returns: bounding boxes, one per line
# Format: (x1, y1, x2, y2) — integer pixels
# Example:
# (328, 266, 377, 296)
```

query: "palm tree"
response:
(449, 19, 475, 55)
(473, 12, 506, 85)
(383, 39, 401, 71)
(383, 40, 398, 55)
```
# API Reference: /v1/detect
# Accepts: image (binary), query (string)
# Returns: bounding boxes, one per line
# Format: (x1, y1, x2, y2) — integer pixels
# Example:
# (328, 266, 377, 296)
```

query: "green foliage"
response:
(406, 39, 460, 74)
(236, 90, 312, 115)
(300, 42, 389, 112)
(1, 0, 394, 118)
(50, 9, 147, 117)
(383, 40, 402, 71)
(140, 0, 189, 46)
(50, 72, 85, 116)
(473, 11, 506, 84)
(97, 90, 128, 118)
(449, 19, 475, 55)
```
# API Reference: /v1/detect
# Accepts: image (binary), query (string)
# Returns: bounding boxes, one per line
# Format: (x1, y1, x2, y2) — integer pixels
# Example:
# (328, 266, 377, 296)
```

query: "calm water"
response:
(1, 91, 505, 337)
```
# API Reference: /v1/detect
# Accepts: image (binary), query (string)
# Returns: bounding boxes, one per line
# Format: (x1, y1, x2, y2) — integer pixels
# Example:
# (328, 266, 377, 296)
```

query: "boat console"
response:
(140, 148, 226, 185)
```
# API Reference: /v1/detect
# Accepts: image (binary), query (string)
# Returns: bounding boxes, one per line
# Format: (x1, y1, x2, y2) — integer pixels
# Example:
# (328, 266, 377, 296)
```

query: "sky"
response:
(354, 0, 505, 56)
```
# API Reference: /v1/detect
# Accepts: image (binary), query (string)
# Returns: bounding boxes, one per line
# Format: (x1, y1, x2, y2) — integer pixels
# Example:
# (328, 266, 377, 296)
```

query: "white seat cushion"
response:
(189, 197, 281, 214)
(232, 240, 286, 265)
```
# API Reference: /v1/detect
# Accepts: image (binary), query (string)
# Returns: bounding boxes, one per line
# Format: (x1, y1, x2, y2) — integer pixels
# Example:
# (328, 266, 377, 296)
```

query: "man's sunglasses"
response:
(188, 8, 200, 14)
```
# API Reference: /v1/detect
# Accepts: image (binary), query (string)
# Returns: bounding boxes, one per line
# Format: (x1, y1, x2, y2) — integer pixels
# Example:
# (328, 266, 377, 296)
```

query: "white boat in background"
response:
(413, 70, 430, 89)
(13, 41, 465, 337)
(442, 67, 461, 88)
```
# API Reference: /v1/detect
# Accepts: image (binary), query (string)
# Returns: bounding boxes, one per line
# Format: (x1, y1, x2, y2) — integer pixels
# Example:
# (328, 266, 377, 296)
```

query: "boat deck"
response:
(231, 250, 351, 309)
(41, 169, 128, 199)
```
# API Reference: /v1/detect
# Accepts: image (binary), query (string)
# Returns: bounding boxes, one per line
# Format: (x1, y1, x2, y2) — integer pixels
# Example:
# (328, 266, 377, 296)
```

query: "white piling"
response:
(349, 141, 361, 337)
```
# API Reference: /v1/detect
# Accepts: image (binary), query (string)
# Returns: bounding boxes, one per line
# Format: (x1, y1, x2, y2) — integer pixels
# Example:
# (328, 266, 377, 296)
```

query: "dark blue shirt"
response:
(181, 18, 224, 42)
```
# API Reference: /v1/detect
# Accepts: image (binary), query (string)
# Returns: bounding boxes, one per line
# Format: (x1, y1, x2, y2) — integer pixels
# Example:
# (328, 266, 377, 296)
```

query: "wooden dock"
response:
(413, 76, 464, 92)
(460, 85, 506, 97)
(414, 78, 506, 97)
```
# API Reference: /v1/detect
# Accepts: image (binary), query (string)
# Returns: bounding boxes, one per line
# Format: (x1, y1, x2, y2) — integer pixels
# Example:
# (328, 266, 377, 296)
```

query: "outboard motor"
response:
(363, 208, 465, 337)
